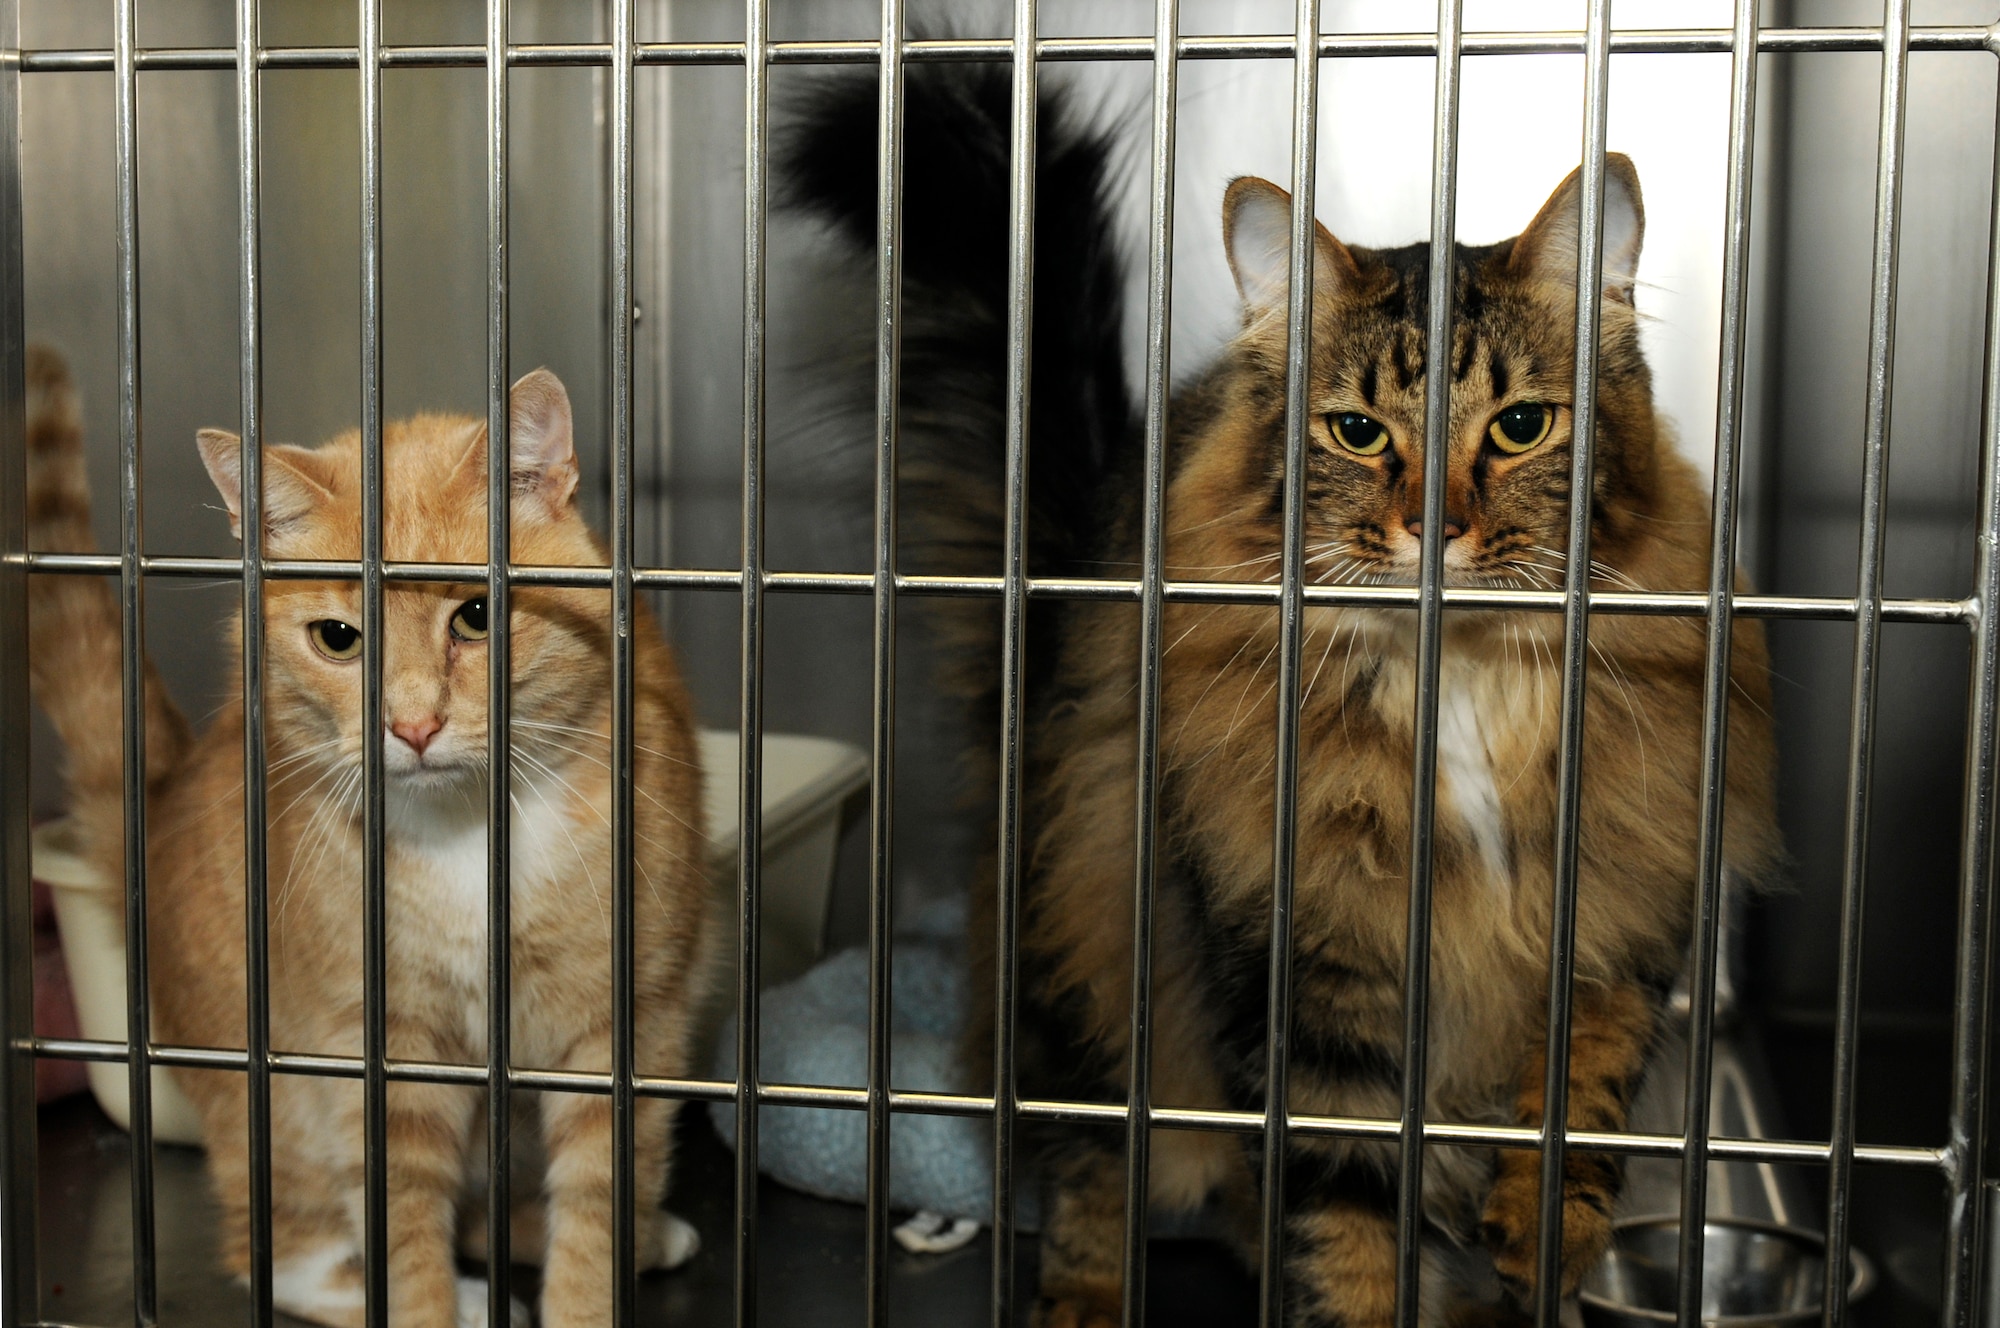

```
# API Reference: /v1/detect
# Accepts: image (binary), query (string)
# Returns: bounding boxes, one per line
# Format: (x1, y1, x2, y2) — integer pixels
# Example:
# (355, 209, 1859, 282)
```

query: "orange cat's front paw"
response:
(1480, 1165, 1614, 1302)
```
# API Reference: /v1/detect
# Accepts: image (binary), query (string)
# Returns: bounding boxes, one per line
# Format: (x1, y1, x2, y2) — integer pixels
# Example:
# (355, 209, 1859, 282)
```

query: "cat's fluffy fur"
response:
(784, 69, 1778, 1328)
(26, 346, 713, 1327)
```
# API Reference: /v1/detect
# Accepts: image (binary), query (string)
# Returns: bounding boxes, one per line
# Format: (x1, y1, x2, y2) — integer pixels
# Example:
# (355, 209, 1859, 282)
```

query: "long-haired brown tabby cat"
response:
(26, 347, 712, 1327)
(785, 70, 1778, 1327)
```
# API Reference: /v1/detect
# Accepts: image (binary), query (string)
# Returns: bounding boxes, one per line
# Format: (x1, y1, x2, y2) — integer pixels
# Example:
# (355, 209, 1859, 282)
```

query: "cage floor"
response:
(33, 1094, 1257, 1326)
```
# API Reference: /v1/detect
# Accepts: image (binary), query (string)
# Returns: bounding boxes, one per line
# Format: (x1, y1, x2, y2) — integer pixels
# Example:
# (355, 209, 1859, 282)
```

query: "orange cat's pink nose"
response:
(1405, 517, 1464, 541)
(390, 715, 443, 756)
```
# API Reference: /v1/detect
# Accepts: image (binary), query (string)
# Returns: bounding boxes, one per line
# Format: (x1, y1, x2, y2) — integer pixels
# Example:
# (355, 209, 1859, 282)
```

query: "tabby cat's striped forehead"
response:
(1320, 231, 1616, 420)
(1196, 158, 1661, 589)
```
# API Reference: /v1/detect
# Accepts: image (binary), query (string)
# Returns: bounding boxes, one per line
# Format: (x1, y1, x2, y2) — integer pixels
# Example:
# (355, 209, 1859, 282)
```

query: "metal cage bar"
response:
(110, 0, 160, 1321)
(233, 0, 275, 1321)
(990, 4, 1038, 1324)
(611, 1, 643, 1322)
(1823, 9, 1911, 1326)
(0, 1, 32, 1322)
(736, 0, 773, 1323)
(21, 550, 1982, 622)
(864, 1, 905, 1322)
(483, 0, 516, 1320)
(1939, 67, 2000, 1328)
(1535, 4, 1614, 1326)
(11, 8, 2000, 1328)
(1393, 3, 1462, 1324)
(1255, 2, 1321, 1322)
(1675, 2, 1762, 1323)
(356, 1, 392, 1322)
(14, 25, 1995, 73)
(1121, 1, 1179, 1323)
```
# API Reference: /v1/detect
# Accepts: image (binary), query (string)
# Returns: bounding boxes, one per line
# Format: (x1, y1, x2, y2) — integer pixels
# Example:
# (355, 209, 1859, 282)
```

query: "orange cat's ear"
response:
(507, 368, 580, 516)
(1222, 176, 1359, 324)
(1508, 153, 1645, 304)
(196, 429, 333, 542)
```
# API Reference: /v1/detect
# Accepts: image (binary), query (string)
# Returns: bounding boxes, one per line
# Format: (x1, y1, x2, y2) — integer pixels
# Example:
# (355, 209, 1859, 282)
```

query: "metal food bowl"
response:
(1578, 1217, 1875, 1328)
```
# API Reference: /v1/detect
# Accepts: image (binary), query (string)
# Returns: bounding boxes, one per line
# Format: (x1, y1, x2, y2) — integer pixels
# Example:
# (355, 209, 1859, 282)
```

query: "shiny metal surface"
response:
(1821, 8, 1911, 1328)
(1582, 1217, 1874, 1328)
(0, 3, 31, 1321)
(356, 2, 389, 1320)
(231, 0, 272, 1321)
(989, 4, 1036, 1325)
(110, 0, 159, 1320)
(1679, 5, 1763, 1322)
(481, 0, 514, 1319)
(610, 1, 641, 1321)
(1256, 3, 1320, 1322)
(863, 4, 902, 1323)
(9, 2, 2000, 1325)
(735, 3, 772, 1325)
(1121, 1, 1178, 1323)
(1395, 3, 1460, 1324)
(1536, 2, 1614, 1321)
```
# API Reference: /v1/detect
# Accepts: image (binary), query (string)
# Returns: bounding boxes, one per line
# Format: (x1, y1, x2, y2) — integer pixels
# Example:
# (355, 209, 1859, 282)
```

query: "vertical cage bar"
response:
(863, 1, 904, 1323)
(483, 0, 515, 1320)
(112, 0, 160, 1319)
(1394, 3, 1461, 1324)
(1257, 1, 1320, 1322)
(0, 0, 35, 1320)
(610, 0, 640, 1321)
(736, 0, 771, 1323)
(234, 0, 274, 1321)
(1940, 74, 2000, 1327)
(1120, 1, 1178, 1324)
(1674, 2, 1761, 1322)
(1822, 7, 1909, 1324)
(357, 1, 389, 1322)
(990, 2, 1037, 1324)
(1533, 3, 1613, 1324)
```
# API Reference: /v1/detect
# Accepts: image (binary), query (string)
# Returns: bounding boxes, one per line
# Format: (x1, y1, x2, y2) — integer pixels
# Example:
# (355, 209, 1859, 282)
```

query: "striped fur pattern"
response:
(25, 350, 713, 1327)
(786, 71, 1779, 1328)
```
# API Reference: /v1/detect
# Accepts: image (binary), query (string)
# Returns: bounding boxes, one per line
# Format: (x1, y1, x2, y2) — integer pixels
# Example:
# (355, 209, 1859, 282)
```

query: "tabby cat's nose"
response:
(1405, 517, 1465, 541)
(390, 714, 443, 756)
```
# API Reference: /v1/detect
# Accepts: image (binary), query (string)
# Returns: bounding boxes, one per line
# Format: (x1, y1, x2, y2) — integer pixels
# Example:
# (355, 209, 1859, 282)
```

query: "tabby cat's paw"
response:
(1479, 1167, 1614, 1302)
(1031, 1289, 1123, 1328)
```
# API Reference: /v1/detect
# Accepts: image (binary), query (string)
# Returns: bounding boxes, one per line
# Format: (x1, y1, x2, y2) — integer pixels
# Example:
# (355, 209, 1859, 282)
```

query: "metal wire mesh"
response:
(0, 7, 1995, 1328)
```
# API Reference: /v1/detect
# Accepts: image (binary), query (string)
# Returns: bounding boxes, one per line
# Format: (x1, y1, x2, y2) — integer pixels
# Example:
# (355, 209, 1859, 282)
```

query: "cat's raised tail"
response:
(780, 63, 1138, 723)
(25, 344, 191, 832)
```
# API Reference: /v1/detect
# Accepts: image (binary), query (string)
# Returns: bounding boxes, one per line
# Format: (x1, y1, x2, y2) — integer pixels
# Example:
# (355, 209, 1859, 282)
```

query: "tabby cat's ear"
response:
(196, 429, 334, 542)
(1509, 153, 1645, 304)
(506, 368, 580, 515)
(1222, 177, 1360, 321)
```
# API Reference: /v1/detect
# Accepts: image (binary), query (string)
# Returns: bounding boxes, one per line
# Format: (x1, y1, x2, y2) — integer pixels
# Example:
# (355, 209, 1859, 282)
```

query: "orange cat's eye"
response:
(1328, 412, 1389, 456)
(309, 619, 362, 662)
(450, 597, 490, 642)
(1488, 402, 1556, 454)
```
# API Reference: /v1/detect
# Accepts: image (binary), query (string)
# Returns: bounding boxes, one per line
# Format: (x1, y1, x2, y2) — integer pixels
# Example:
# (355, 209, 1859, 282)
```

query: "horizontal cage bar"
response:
(14, 25, 1998, 74)
(21, 1038, 1947, 1170)
(17, 553, 1975, 622)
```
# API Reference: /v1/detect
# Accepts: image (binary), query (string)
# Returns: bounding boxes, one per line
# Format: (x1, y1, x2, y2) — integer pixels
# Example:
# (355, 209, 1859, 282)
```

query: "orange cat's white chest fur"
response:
(383, 768, 609, 1050)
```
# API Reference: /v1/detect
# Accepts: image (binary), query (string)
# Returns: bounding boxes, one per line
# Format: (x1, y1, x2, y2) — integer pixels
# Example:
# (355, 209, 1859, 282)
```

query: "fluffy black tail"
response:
(780, 62, 1138, 585)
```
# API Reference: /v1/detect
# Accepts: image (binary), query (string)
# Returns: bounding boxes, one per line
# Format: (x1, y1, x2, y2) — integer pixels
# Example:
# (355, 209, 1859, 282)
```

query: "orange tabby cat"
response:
(26, 345, 712, 1327)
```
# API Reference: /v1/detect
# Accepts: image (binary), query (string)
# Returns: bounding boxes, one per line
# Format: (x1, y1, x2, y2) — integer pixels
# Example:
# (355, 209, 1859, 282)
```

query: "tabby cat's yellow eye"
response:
(450, 596, 489, 642)
(309, 619, 362, 662)
(1489, 403, 1556, 454)
(1329, 412, 1390, 456)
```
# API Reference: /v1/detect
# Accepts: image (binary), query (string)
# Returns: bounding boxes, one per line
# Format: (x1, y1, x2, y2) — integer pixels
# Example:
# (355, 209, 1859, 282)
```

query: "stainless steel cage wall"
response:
(0, 6, 1996, 1328)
